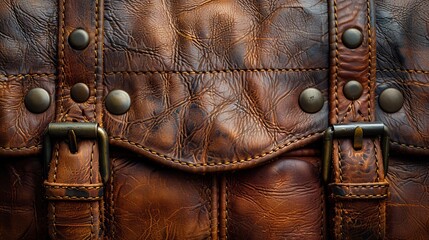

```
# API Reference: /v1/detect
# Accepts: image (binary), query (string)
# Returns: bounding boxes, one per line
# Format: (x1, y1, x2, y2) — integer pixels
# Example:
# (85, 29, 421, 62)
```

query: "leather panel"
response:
(226, 157, 324, 239)
(0, 157, 47, 239)
(375, 0, 429, 154)
(106, 151, 212, 239)
(386, 156, 429, 239)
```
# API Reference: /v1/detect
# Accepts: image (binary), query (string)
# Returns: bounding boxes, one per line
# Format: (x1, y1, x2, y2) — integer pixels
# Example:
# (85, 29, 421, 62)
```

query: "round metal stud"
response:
(24, 88, 51, 113)
(299, 88, 324, 113)
(71, 83, 90, 103)
(68, 29, 90, 50)
(342, 28, 363, 49)
(343, 80, 363, 100)
(379, 88, 404, 113)
(105, 90, 131, 115)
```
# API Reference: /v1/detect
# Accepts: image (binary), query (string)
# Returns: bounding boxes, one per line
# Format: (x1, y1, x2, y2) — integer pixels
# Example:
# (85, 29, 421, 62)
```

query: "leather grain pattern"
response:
(0, 0, 428, 239)
(103, 0, 330, 172)
(375, 0, 429, 155)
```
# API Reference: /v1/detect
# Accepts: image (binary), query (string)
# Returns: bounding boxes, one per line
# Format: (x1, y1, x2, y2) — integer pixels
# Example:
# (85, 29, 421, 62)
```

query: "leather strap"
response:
(46, 0, 105, 239)
(328, 0, 388, 239)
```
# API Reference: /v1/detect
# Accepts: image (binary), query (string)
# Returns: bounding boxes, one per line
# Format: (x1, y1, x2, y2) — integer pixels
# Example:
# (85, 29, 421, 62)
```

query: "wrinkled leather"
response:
(0, 0, 428, 239)
(103, 0, 329, 171)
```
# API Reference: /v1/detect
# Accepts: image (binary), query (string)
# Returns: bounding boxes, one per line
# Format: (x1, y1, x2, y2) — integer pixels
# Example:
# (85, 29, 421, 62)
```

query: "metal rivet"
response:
(68, 29, 90, 50)
(24, 88, 51, 113)
(71, 83, 90, 103)
(379, 88, 404, 113)
(343, 80, 363, 100)
(342, 28, 363, 49)
(105, 90, 131, 115)
(299, 88, 324, 113)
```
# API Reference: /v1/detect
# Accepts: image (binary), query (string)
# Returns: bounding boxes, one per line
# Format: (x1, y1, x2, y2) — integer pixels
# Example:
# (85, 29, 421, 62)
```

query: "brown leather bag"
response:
(1, 0, 428, 239)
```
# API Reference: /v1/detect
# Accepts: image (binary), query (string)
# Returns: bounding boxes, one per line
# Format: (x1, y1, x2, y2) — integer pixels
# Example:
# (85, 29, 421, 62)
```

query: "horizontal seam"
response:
(45, 186, 103, 190)
(0, 73, 56, 79)
(45, 196, 102, 200)
(340, 185, 388, 189)
(104, 67, 328, 76)
(339, 194, 388, 198)
(110, 131, 324, 168)
(377, 69, 429, 74)
(0, 140, 427, 153)
(0, 145, 41, 151)
(391, 141, 428, 150)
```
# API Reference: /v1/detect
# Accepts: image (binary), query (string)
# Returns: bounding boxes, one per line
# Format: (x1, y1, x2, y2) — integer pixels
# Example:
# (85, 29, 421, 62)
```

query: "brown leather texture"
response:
(0, 0, 428, 239)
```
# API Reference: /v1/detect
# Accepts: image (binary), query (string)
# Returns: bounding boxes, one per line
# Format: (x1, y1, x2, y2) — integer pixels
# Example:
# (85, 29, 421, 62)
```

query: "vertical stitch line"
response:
(52, 203, 57, 239)
(90, 204, 95, 239)
(320, 185, 325, 239)
(53, 144, 59, 182)
(94, 0, 99, 122)
(110, 158, 115, 238)
(90, 142, 95, 184)
(378, 202, 383, 238)
(225, 176, 228, 240)
(333, 0, 340, 123)
(333, 0, 343, 238)
(59, 0, 66, 122)
(208, 178, 213, 240)
(366, 0, 372, 121)
(367, 1, 383, 238)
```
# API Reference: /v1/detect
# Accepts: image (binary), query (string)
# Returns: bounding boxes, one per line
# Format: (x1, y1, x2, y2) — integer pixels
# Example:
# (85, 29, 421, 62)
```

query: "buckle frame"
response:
(43, 123, 110, 183)
(322, 122, 390, 183)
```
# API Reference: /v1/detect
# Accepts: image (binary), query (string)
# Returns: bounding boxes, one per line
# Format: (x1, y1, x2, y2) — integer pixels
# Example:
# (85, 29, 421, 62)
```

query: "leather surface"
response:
(375, 0, 429, 155)
(0, 0, 428, 239)
(103, 0, 329, 171)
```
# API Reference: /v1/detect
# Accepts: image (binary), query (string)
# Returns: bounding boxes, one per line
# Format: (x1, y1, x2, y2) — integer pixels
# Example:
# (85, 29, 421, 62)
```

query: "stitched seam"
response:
(111, 158, 116, 239)
(378, 202, 383, 238)
(366, 0, 373, 122)
(374, 140, 380, 182)
(45, 186, 103, 190)
(333, 0, 340, 123)
(340, 185, 387, 189)
(378, 69, 429, 74)
(2, 138, 427, 153)
(53, 144, 59, 182)
(225, 177, 228, 240)
(320, 186, 324, 239)
(110, 131, 322, 167)
(367, 3, 383, 239)
(94, 0, 99, 124)
(208, 180, 212, 240)
(90, 204, 94, 239)
(46, 196, 103, 200)
(339, 194, 388, 198)
(104, 67, 328, 76)
(337, 141, 344, 183)
(339, 203, 343, 239)
(0, 145, 41, 150)
(390, 141, 428, 150)
(59, 0, 66, 123)
(52, 203, 57, 239)
(0, 73, 56, 80)
(339, 103, 353, 123)
(90, 142, 95, 184)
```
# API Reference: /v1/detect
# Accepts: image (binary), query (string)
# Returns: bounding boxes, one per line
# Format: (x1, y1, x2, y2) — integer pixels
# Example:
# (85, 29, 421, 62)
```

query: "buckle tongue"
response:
(323, 122, 390, 183)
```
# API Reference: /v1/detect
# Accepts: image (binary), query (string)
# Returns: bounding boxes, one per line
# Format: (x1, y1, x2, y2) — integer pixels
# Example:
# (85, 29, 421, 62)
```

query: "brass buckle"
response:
(43, 123, 110, 183)
(322, 122, 390, 183)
